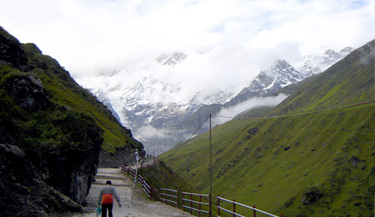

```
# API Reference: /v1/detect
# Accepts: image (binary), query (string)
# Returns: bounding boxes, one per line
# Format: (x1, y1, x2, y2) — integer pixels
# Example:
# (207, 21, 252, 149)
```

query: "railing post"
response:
(199, 194, 202, 217)
(233, 200, 236, 217)
(253, 205, 256, 217)
(148, 184, 151, 199)
(190, 194, 193, 214)
(209, 194, 212, 217)
(160, 189, 162, 203)
(217, 196, 220, 216)
(183, 193, 185, 212)
(177, 190, 180, 209)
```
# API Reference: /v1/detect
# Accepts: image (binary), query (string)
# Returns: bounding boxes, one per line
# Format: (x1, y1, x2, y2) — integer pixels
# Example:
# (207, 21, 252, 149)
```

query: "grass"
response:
(19, 43, 142, 153)
(160, 102, 375, 217)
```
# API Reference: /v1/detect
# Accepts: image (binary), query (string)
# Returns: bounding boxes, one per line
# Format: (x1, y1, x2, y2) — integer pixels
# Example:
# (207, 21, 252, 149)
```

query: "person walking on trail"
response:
(98, 180, 121, 217)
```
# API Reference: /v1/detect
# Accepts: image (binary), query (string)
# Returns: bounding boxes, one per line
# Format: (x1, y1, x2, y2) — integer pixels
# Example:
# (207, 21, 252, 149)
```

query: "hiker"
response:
(98, 180, 121, 217)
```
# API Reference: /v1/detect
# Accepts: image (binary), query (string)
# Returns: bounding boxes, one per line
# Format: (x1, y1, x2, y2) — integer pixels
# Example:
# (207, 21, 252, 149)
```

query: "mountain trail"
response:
(70, 168, 193, 217)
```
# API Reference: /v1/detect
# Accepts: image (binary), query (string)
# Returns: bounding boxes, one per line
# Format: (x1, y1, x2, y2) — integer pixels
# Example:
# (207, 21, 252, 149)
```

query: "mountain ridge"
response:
(81, 46, 353, 155)
(159, 39, 375, 217)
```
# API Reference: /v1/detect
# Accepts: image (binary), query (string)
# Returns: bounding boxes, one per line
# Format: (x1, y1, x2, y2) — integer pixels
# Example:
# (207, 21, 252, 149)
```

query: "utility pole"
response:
(209, 114, 212, 217)
(134, 150, 139, 186)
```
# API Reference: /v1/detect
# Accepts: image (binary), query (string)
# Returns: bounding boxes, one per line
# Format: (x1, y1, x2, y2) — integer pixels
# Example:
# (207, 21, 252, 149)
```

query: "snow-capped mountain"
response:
(79, 47, 352, 156)
(157, 52, 187, 66)
(80, 52, 235, 155)
(89, 88, 122, 123)
(224, 59, 304, 107)
(118, 55, 234, 131)
(225, 47, 353, 108)
(295, 47, 353, 77)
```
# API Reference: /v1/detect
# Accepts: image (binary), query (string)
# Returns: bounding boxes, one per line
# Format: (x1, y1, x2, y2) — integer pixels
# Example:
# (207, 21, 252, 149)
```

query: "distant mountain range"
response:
(159, 39, 375, 217)
(87, 47, 353, 155)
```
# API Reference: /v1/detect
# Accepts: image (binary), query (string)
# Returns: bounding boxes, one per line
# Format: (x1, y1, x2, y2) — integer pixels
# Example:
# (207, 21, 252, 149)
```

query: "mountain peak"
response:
(295, 46, 353, 77)
(340, 47, 354, 56)
(156, 52, 187, 66)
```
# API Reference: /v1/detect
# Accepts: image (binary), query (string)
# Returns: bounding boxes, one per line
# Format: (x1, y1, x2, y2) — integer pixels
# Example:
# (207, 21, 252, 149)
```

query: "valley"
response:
(159, 40, 375, 217)
(78, 46, 353, 156)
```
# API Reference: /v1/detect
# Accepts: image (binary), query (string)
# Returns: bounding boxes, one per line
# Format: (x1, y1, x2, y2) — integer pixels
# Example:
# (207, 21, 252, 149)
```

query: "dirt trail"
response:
(72, 168, 193, 217)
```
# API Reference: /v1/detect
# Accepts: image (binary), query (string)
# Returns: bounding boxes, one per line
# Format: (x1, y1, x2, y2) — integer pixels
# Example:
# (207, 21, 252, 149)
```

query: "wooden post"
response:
(190, 194, 193, 214)
(177, 190, 180, 209)
(182, 193, 185, 212)
(253, 205, 256, 217)
(217, 196, 220, 216)
(199, 194, 202, 217)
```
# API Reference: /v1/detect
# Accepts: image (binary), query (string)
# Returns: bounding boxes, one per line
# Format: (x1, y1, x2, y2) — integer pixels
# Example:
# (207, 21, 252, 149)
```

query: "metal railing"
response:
(120, 165, 152, 199)
(160, 188, 179, 207)
(217, 196, 283, 217)
(182, 192, 210, 216)
(121, 163, 283, 217)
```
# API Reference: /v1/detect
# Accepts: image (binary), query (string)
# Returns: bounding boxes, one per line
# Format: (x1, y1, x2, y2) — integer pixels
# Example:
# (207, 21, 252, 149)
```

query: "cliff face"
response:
(0, 26, 139, 216)
(0, 27, 29, 71)
(0, 144, 82, 216)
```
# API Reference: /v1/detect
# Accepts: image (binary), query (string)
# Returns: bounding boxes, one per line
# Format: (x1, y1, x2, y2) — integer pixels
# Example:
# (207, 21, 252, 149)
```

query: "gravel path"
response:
(71, 168, 193, 217)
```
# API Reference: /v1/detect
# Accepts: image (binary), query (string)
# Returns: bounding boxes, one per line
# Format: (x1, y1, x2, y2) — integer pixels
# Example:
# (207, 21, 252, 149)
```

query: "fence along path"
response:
(91, 101, 374, 217)
(124, 165, 282, 217)
(73, 168, 193, 217)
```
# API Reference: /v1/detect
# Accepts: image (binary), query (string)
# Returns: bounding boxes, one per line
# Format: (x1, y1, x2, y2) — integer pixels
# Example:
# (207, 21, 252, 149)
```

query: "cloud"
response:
(136, 125, 172, 140)
(213, 94, 289, 125)
(0, 0, 373, 86)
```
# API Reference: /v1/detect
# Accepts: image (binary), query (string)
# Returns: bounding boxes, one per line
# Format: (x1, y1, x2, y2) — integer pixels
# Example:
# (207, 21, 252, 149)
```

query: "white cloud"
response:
(0, 0, 373, 87)
(213, 94, 289, 125)
(136, 125, 172, 140)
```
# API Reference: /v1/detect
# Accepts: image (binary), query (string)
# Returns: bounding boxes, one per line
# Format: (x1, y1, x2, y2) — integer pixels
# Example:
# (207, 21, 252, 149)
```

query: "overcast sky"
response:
(0, 0, 374, 92)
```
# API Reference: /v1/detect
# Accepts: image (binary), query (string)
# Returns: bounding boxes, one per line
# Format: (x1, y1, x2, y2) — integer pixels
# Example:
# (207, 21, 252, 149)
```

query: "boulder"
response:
(7, 75, 50, 112)
(302, 189, 324, 205)
(0, 144, 83, 216)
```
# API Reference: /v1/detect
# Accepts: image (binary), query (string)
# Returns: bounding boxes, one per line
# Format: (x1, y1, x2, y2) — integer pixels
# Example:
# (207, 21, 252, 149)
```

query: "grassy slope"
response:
(139, 161, 196, 198)
(272, 40, 375, 116)
(22, 43, 142, 153)
(160, 40, 375, 217)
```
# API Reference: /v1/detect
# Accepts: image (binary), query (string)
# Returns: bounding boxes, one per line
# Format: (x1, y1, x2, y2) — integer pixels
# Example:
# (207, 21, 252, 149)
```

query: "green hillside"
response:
(21, 43, 143, 155)
(160, 40, 375, 217)
(0, 26, 144, 215)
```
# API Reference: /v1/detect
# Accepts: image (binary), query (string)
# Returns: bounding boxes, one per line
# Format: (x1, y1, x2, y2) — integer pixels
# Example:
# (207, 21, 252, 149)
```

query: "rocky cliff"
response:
(0, 26, 142, 216)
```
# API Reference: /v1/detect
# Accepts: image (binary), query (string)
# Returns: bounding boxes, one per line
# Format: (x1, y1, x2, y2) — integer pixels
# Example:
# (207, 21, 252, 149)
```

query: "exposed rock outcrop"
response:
(0, 26, 106, 215)
(0, 27, 29, 71)
(6, 75, 50, 111)
(0, 144, 82, 217)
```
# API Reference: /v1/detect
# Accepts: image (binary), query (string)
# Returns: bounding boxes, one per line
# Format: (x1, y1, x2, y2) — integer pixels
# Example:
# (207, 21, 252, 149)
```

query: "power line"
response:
(169, 115, 210, 154)
(167, 100, 375, 155)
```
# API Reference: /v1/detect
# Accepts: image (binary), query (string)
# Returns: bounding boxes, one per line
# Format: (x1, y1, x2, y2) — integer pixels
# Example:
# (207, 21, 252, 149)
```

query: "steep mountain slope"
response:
(295, 47, 353, 77)
(224, 59, 304, 107)
(221, 47, 353, 109)
(271, 42, 374, 116)
(159, 40, 375, 217)
(180, 49, 353, 139)
(81, 45, 352, 155)
(0, 27, 143, 216)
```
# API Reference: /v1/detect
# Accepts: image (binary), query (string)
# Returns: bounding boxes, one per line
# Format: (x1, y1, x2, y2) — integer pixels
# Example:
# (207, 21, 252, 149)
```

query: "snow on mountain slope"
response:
(294, 47, 353, 77)
(76, 52, 235, 154)
(224, 59, 303, 108)
(225, 47, 353, 109)
(76, 47, 352, 155)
